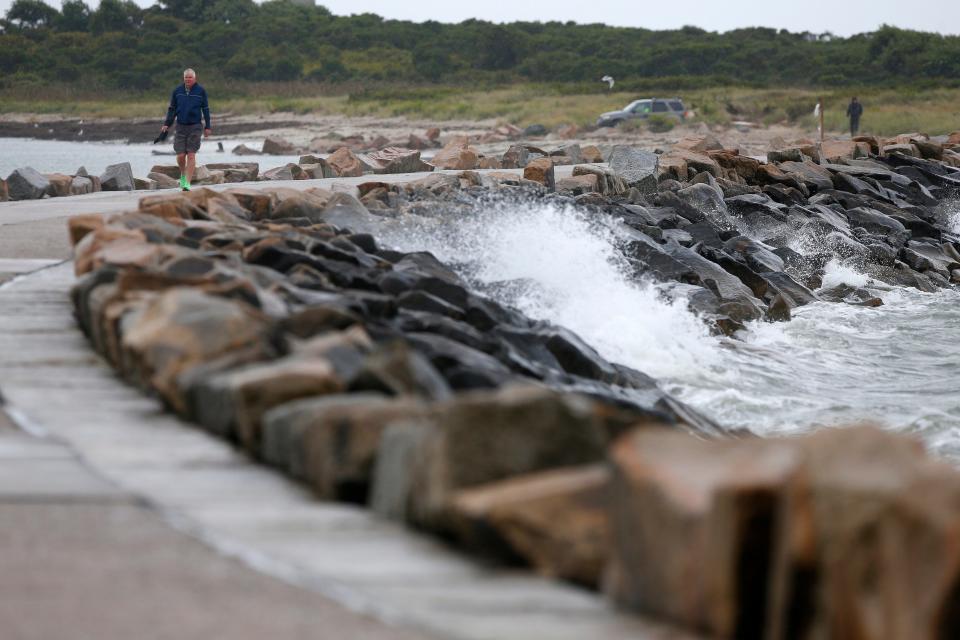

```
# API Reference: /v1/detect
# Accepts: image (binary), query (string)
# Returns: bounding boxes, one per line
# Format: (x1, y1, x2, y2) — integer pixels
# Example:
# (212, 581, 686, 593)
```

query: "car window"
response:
(652, 101, 669, 113)
(632, 101, 652, 114)
(668, 101, 683, 111)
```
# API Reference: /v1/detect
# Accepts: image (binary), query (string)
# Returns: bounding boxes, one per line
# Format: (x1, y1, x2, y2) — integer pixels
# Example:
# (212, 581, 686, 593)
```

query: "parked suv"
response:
(596, 98, 690, 127)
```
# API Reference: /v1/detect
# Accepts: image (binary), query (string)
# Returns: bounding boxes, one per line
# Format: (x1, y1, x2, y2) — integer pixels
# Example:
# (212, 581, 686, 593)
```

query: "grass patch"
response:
(0, 82, 957, 136)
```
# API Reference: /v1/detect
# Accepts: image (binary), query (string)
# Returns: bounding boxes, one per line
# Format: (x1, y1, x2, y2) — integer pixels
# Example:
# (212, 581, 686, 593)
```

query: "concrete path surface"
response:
(0, 174, 698, 640)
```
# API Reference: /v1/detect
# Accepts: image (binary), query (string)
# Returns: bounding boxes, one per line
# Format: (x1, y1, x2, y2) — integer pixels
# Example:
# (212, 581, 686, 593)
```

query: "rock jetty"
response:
(63, 128, 960, 639)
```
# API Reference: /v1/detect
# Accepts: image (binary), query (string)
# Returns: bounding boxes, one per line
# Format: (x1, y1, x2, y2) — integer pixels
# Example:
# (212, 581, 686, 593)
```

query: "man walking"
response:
(160, 68, 211, 191)
(846, 97, 863, 137)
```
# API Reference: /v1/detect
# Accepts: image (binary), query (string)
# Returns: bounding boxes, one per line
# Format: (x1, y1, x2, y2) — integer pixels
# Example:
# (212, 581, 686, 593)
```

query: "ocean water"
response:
(376, 197, 960, 459)
(0, 137, 302, 179)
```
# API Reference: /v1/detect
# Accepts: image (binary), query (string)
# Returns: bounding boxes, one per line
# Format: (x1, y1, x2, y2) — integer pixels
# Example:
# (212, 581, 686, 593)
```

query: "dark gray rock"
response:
(99, 162, 135, 191)
(6, 166, 50, 200)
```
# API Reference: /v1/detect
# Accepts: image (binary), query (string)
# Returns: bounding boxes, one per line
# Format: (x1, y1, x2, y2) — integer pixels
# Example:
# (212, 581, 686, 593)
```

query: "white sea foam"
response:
(380, 199, 722, 380)
(819, 258, 870, 289)
(376, 195, 960, 459)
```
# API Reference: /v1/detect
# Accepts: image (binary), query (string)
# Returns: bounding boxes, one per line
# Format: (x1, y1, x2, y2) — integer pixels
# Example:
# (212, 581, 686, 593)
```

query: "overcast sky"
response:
(3, 0, 958, 36)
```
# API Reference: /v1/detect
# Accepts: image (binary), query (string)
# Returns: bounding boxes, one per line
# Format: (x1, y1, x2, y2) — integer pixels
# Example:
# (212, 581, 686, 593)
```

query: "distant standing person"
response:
(160, 68, 211, 191)
(846, 97, 863, 137)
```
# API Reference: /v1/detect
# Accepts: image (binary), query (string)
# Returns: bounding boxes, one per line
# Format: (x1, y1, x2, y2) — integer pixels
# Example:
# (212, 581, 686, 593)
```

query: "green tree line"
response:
(2, 0, 959, 91)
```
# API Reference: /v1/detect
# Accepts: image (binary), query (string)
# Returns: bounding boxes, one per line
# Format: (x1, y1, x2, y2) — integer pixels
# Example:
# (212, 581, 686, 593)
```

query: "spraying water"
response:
(374, 196, 960, 458)
(378, 198, 723, 380)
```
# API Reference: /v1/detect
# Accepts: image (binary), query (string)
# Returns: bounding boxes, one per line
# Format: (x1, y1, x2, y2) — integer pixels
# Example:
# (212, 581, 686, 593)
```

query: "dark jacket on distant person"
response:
(847, 101, 863, 120)
(164, 83, 211, 129)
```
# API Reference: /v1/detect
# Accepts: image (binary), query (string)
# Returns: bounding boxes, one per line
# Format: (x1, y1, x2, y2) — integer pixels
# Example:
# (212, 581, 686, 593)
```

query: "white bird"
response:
(601, 75, 615, 90)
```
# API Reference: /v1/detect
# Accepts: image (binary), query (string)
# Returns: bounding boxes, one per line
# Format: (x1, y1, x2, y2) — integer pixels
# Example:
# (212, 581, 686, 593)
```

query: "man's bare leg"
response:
(177, 153, 186, 179)
(186, 153, 197, 184)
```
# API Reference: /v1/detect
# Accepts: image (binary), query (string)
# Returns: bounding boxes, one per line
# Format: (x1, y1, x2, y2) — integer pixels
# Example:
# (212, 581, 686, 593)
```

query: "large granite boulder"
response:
(607, 146, 658, 194)
(523, 158, 556, 190)
(7, 166, 50, 200)
(120, 288, 271, 412)
(261, 393, 428, 501)
(607, 426, 960, 640)
(449, 465, 610, 587)
(100, 162, 135, 191)
(327, 146, 369, 177)
(370, 385, 609, 529)
(261, 136, 298, 155)
(206, 162, 261, 182)
(430, 137, 480, 170)
(362, 147, 434, 174)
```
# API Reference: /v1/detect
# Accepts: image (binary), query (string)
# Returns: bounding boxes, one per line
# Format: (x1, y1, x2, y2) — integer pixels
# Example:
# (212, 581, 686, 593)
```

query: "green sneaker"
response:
(178, 175, 186, 189)
(182, 181, 191, 192)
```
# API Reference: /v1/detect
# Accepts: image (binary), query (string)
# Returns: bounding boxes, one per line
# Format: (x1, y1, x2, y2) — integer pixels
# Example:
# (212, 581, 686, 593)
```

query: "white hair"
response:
(183, 68, 196, 77)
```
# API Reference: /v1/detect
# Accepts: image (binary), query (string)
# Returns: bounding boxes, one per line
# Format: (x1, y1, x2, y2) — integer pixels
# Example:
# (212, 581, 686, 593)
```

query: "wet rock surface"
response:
(62, 130, 960, 638)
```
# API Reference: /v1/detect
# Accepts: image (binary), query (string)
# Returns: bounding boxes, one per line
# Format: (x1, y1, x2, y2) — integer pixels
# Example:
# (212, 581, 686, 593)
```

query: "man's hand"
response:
(204, 128, 211, 138)
(161, 125, 169, 133)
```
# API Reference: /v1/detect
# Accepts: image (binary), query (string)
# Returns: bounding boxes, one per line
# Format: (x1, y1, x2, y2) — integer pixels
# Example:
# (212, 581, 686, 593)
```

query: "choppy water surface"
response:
(378, 197, 960, 459)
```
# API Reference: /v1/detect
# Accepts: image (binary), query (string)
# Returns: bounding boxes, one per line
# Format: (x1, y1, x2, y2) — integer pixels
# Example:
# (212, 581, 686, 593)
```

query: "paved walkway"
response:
(0, 178, 695, 640)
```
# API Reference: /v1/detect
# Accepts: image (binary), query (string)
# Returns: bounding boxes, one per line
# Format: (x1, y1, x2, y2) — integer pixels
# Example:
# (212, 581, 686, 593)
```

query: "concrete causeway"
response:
(0, 177, 697, 640)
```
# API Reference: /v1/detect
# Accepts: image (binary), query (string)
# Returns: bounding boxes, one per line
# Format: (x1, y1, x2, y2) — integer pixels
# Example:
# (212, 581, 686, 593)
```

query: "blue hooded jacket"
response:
(164, 83, 211, 129)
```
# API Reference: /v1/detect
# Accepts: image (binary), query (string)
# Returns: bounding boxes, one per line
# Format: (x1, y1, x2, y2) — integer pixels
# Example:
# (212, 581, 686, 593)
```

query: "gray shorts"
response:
(174, 123, 203, 154)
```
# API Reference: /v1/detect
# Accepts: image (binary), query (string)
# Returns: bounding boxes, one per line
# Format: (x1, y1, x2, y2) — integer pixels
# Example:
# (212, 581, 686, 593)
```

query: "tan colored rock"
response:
(607, 429, 801, 638)
(262, 394, 428, 500)
(478, 157, 501, 170)
(852, 135, 881, 155)
(425, 127, 441, 141)
(674, 135, 724, 153)
(708, 150, 760, 181)
(138, 193, 206, 221)
(121, 288, 269, 412)
(133, 177, 156, 191)
(581, 145, 604, 163)
(191, 166, 225, 186)
(362, 147, 434, 174)
(44, 173, 73, 197)
(0, 178, 7, 201)
(405, 133, 432, 150)
(523, 157, 555, 190)
(261, 136, 298, 155)
(261, 163, 307, 181)
(371, 385, 608, 529)
(147, 172, 179, 189)
(556, 124, 579, 139)
(658, 155, 689, 181)
(206, 162, 260, 182)
(556, 174, 599, 195)
(327, 146, 368, 177)
(431, 137, 480, 170)
(73, 227, 148, 275)
(664, 149, 720, 177)
(883, 143, 921, 158)
(196, 356, 346, 450)
(911, 137, 944, 160)
(67, 214, 105, 247)
(819, 139, 865, 163)
(224, 187, 275, 219)
(572, 164, 627, 196)
(149, 165, 180, 179)
(764, 427, 947, 640)
(450, 465, 610, 587)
